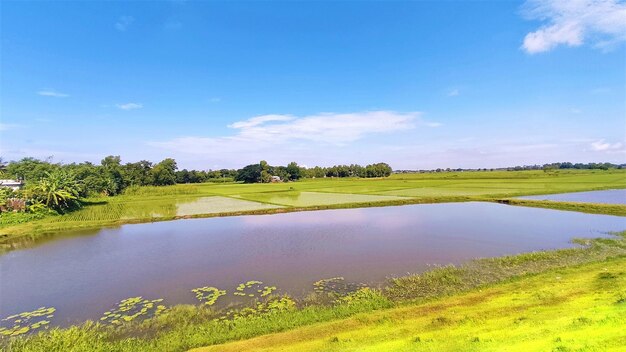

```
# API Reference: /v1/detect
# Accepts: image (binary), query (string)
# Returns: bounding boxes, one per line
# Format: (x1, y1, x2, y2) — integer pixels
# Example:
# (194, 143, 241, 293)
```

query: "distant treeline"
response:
(1, 156, 237, 197)
(0, 157, 393, 196)
(234, 161, 392, 183)
(395, 162, 625, 173)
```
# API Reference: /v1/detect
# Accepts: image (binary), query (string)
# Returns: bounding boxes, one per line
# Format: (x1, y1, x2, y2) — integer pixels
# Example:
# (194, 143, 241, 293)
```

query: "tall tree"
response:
(286, 161, 302, 181)
(151, 158, 178, 186)
(259, 160, 271, 183)
(235, 164, 261, 183)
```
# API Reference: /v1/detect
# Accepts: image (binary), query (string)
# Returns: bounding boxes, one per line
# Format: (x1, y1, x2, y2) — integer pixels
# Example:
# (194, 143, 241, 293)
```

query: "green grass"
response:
(194, 256, 626, 352)
(1, 169, 625, 250)
(4, 231, 625, 352)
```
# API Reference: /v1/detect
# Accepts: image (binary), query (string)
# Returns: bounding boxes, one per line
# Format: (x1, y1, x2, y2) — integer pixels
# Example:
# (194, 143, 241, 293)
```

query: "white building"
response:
(0, 179, 23, 191)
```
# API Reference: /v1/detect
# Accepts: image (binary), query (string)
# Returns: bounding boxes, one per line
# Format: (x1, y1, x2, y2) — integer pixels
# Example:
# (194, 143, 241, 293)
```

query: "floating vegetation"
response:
(99, 297, 166, 326)
(233, 281, 276, 298)
(338, 287, 378, 304)
(192, 286, 226, 306)
(0, 307, 55, 337)
(313, 277, 367, 296)
(219, 296, 296, 321)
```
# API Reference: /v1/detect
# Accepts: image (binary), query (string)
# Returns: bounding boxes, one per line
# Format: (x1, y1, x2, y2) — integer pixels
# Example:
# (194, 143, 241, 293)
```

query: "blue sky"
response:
(1, 0, 624, 170)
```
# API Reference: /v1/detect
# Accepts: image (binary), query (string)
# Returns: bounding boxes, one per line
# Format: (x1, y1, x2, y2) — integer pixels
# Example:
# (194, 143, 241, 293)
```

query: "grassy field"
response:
(4, 231, 625, 351)
(194, 256, 626, 352)
(1, 169, 625, 250)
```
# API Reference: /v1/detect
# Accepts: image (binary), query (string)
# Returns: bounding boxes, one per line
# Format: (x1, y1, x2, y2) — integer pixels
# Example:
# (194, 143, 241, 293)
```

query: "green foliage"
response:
(285, 162, 302, 181)
(28, 170, 81, 212)
(235, 164, 261, 183)
(192, 287, 226, 306)
(99, 297, 166, 326)
(151, 158, 178, 186)
(5, 157, 59, 182)
(0, 307, 55, 337)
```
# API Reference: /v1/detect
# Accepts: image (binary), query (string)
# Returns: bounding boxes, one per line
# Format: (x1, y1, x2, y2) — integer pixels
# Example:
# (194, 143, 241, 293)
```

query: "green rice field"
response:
(1, 169, 625, 250)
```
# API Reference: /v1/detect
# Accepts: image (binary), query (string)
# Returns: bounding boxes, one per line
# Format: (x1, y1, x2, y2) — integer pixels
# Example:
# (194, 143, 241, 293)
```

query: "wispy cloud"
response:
(227, 114, 295, 129)
(590, 87, 612, 94)
(116, 102, 143, 110)
(447, 88, 459, 97)
(37, 89, 69, 98)
(0, 123, 20, 131)
(208, 97, 221, 103)
(590, 139, 625, 152)
(229, 111, 419, 144)
(521, 0, 626, 54)
(150, 111, 432, 161)
(115, 16, 134, 31)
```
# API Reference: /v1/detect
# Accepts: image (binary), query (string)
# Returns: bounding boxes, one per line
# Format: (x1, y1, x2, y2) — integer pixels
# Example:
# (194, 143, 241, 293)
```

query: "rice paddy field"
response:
(1, 169, 625, 351)
(1, 169, 625, 250)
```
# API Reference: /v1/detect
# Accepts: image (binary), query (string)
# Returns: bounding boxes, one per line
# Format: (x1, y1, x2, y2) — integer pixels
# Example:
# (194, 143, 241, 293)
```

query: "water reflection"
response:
(518, 189, 626, 205)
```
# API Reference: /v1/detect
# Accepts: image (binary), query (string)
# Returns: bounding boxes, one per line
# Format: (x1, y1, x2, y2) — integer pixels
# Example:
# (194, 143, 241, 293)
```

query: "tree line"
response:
(0, 156, 237, 214)
(0, 157, 392, 213)
(2, 156, 237, 197)
(234, 161, 393, 183)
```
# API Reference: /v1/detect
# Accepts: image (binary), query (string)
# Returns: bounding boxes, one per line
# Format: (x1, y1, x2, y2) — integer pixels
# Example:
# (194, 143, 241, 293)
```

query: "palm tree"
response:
(32, 170, 81, 210)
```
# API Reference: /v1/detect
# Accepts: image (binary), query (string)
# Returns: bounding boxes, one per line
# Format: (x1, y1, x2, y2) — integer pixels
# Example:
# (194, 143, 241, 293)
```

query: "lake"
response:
(1, 202, 624, 326)
(518, 189, 626, 205)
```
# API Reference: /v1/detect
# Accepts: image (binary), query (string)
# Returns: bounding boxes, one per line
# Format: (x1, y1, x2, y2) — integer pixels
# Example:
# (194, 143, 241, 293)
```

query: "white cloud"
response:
(590, 139, 625, 152)
(116, 103, 143, 110)
(0, 123, 20, 131)
(37, 89, 69, 98)
(149, 111, 430, 163)
(521, 0, 626, 53)
(447, 89, 459, 97)
(227, 114, 295, 129)
(115, 16, 134, 31)
(208, 97, 221, 103)
(590, 87, 612, 94)
(228, 111, 418, 144)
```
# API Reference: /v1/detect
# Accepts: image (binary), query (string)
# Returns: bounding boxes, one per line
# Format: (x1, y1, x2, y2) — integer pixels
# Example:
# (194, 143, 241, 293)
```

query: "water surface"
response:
(1, 202, 623, 325)
(518, 189, 626, 205)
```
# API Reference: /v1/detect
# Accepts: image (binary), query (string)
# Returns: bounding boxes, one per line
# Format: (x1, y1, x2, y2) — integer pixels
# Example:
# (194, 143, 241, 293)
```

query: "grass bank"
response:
(1, 169, 624, 251)
(4, 231, 625, 352)
(195, 255, 626, 352)
(495, 198, 626, 216)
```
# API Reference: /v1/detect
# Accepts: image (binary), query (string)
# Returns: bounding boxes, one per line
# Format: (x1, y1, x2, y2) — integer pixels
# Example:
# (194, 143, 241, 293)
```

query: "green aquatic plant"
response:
(0, 307, 55, 337)
(338, 287, 379, 304)
(220, 296, 297, 321)
(99, 297, 166, 326)
(233, 280, 275, 298)
(313, 277, 366, 296)
(192, 286, 226, 306)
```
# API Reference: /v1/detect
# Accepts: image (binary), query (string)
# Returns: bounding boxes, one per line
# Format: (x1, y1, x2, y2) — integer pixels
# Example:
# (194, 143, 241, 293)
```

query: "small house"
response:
(0, 179, 23, 191)
(270, 175, 282, 183)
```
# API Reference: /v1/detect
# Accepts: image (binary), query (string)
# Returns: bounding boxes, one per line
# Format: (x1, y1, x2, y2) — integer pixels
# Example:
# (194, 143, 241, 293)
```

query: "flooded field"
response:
(518, 189, 626, 205)
(1, 202, 624, 327)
